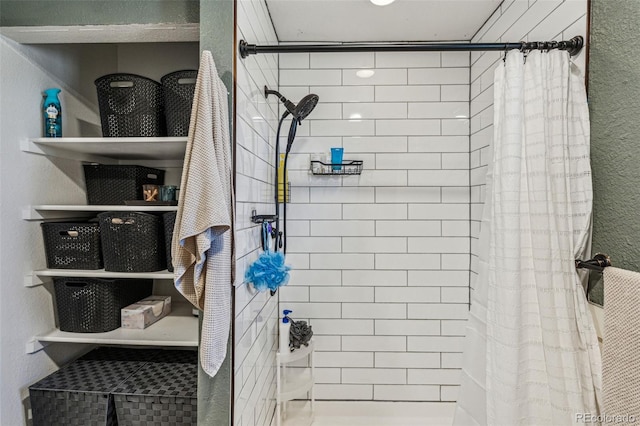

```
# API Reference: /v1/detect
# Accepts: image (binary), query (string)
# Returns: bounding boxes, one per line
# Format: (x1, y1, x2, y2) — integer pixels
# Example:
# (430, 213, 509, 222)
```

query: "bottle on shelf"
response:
(277, 154, 289, 203)
(280, 309, 292, 353)
(42, 88, 62, 138)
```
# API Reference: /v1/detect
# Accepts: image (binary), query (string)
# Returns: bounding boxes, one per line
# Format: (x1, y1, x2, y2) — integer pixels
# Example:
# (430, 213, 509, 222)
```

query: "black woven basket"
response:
(54, 277, 153, 333)
(83, 164, 165, 206)
(98, 211, 166, 272)
(30, 360, 143, 426)
(162, 211, 177, 272)
(95, 73, 166, 137)
(80, 347, 197, 365)
(79, 347, 162, 363)
(41, 221, 103, 269)
(161, 70, 197, 137)
(113, 362, 197, 426)
(149, 349, 197, 365)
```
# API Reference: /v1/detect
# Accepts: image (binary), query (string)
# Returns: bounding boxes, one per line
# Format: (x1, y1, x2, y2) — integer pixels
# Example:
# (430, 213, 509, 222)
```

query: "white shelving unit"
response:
(22, 137, 187, 163)
(24, 204, 178, 220)
(276, 340, 315, 426)
(27, 302, 198, 354)
(26, 268, 174, 287)
(23, 135, 194, 353)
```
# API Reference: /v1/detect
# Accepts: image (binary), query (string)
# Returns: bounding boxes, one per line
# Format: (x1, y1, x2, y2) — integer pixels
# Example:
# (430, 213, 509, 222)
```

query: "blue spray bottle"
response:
(43, 88, 62, 137)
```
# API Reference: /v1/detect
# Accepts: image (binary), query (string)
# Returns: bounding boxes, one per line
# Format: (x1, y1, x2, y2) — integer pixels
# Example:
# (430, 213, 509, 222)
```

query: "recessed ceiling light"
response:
(370, 0, 396, 6)
(356, 69, 375, 78)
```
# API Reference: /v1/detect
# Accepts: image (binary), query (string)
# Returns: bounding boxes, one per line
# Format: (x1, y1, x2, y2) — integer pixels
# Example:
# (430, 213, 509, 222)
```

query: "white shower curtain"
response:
(453, 50, 602, 425)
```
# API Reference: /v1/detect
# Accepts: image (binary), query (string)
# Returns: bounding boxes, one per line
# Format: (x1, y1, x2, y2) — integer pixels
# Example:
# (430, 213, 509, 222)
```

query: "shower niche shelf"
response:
(310, 160, 363, 175)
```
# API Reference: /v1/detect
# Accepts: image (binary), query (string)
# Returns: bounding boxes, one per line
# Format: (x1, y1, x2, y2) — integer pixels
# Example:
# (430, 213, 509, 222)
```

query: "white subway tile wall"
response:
(235, 0, 279, 424)
(469, 0, 588, 298)
(279, 49, 471, 402)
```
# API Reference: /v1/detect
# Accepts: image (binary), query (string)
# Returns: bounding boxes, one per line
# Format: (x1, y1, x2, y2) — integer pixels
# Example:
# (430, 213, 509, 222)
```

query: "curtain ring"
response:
(519, 41, 527, 53)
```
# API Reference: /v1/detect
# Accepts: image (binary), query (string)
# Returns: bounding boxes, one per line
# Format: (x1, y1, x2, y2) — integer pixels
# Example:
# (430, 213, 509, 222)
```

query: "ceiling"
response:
(265, 0, 503, 42)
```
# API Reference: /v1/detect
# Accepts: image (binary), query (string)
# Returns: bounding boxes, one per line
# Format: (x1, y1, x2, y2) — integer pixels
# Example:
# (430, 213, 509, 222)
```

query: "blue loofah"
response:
(245, 223, 291, 292)
(245, 251, 291, 292)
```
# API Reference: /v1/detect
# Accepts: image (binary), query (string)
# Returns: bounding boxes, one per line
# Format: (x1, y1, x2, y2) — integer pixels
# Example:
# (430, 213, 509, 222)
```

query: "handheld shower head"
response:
(293, 94, 319, 121)
(265, 86, 319, 121)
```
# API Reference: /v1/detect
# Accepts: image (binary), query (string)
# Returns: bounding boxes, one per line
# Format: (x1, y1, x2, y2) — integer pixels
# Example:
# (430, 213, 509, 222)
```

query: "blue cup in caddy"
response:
(331, 147, 344, 171)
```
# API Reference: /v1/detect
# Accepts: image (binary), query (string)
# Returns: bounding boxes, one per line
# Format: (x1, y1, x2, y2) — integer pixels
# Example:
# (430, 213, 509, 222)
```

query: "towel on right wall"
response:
(602, 267, 640, 418)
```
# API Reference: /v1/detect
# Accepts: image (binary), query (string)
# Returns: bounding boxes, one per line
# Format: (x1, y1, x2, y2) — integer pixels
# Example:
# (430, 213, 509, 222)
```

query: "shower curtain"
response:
(453, 50, 602, 425)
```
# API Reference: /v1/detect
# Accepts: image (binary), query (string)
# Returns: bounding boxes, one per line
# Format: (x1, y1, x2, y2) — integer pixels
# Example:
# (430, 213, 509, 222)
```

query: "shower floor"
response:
(278, 401, 455, 426)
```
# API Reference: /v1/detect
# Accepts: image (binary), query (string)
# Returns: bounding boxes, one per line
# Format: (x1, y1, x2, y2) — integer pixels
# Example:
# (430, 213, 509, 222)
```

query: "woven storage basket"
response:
(80, 347, 197, 365)
(83, 164, 165, 206)
(29, 360, 143, 426)
(98, 211, 166, 272)
(113, 362, 197, 426)
(149, 349, 197, 365)
(161, 70, 197, 137)
(53, 277, 152, 333)
(41, 221, 103, 269)
(79, 347, 162, 363)
(95, 73, 165, 137)
(162, 211, 177, 272)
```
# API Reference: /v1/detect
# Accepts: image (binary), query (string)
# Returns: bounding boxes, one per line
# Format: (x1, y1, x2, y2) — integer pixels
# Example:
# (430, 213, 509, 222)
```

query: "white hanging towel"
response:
(173, 50, 233, 377)
(602, 267, 640, 417)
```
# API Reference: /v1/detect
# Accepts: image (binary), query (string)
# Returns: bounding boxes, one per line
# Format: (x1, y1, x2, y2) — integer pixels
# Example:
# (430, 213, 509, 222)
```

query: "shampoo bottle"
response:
(43, 88, 62, 138)
(277, 154, 289, 203)
(280, 309, 292, 353)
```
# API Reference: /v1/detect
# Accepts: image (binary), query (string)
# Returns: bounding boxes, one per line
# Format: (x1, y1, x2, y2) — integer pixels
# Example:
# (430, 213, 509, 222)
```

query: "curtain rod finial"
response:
(239, 40, 256, 58)
(567, 35, 584, 56)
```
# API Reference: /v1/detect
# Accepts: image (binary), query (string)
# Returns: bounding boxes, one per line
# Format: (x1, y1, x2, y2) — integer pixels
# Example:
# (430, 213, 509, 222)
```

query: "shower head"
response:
(293, 94, 319, 121)
(265, 86, 319, 121)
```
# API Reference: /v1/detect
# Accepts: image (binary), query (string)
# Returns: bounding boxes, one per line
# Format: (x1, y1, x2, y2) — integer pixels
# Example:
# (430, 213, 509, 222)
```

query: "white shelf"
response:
(28, 303, 197, 354)
(1, 23, 199, 44)
(27, 269, 174, 287)
(279, 340, 315, 364)
(22, 137, 187, 163)
(280, 368, 315, 402)
(24, 204, 178, 220)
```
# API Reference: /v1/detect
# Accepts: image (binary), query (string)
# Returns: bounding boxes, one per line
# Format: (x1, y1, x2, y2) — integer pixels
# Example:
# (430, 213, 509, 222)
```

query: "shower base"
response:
(278, 400, 455, 426)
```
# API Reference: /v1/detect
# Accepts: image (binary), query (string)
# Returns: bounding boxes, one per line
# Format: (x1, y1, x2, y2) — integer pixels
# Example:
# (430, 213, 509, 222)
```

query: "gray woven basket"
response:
(113, 362, 197, 425)
(29, 360, 143, 426)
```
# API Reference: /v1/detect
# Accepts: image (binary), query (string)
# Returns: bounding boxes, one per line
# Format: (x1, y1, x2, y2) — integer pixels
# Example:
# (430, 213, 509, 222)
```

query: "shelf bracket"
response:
(26, 339, 50, 354)
(24, 273, 50, 288)
(22, 207, 92, 221)
(20, 138, 114, 164)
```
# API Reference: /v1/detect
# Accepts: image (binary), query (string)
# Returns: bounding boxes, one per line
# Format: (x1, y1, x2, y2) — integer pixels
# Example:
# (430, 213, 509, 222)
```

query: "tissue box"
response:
(121, 295, 171, 329)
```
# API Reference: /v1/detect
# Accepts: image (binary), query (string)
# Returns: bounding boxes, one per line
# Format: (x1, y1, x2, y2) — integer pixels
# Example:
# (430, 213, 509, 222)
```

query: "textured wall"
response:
(0, 0, 199, 26)
(589, 0, 640, 272)
(198, 1, 235, 425)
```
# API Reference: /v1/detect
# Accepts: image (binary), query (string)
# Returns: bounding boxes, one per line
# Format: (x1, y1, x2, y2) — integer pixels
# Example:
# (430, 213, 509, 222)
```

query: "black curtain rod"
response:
(576, 253, 612, 273)
(239, 36, 583, 58)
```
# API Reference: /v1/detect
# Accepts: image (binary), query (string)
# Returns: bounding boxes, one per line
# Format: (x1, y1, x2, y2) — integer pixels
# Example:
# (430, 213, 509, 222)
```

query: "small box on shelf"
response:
(121, 295, 172, 329)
